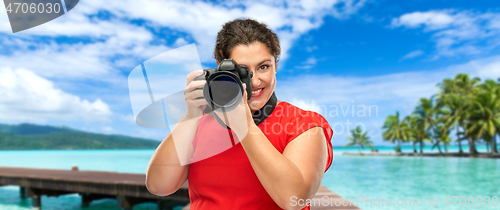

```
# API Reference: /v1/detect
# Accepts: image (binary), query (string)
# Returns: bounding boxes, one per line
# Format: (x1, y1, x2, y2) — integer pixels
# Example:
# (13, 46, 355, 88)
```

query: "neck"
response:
(251, 100, 281, 115)
(251, 92, 279, 125)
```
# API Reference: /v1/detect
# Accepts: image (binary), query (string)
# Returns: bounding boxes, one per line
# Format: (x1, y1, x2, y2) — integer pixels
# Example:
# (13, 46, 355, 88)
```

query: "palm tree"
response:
(345, 126, 374, 153)
(413, 97, 442, 153)
(408, 115, 418, 154)
(468, 79, 500, 154)
(437, 78, 466, 153)
(409, 115, 432, 154)
(438, 126, 452, 153)
(433, 119, 452, 154)
(382, 111, 411, 153)
(482, 79, 500, 154)
(454, 74, 481, 154)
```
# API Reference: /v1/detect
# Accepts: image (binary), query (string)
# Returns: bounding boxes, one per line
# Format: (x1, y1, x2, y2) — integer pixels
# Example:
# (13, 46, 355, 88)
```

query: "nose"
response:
(250, 70, 261, 89)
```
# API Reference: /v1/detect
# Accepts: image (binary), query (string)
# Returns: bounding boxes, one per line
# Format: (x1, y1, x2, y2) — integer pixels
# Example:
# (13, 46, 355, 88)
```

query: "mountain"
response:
(0, 123, 71, 135)
(0, 123, 160, 150)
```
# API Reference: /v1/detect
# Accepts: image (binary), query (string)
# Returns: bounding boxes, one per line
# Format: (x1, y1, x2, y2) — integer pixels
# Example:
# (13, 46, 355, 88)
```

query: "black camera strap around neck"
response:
(252, 91, 278, 125)
(211, 92, 278, 129)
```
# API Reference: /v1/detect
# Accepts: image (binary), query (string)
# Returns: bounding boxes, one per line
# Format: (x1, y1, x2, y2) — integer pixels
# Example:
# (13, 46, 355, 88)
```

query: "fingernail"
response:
(198, 70, 203, 74)
(243, 83, 246, 89)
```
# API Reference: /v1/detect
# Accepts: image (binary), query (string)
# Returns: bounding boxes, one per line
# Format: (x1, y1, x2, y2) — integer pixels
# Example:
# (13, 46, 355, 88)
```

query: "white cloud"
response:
(1, 0, 368, 69)
(401, 50, 424, 60)
(0, 21, 167, 81)
(0, 67, 112, 123)
(289, 98, 322, 113)
(456, 56, 500, 80)
(115, 0, 365, 61)
(477, 62, 500, 79)
(304, 57, 318, 65)
(392, 10, 500, 58)
(0, 0, 370, 128)
(392, 11, 454, 30)
(0, 42, 114, 80)
(120, 114, 136, 124)
(295, 57, 319, 69)
(276, 55, 500, 145)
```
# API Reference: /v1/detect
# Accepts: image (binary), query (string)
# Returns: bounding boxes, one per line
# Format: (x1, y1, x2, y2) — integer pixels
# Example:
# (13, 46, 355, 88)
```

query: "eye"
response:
(259, 65, 269, 70)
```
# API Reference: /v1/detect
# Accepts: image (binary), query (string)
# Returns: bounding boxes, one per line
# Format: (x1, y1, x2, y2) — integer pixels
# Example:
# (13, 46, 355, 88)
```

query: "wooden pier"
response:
(0, 167, 360, 210)
(0, 167, 189, 210)
(310, 186, 360, 210)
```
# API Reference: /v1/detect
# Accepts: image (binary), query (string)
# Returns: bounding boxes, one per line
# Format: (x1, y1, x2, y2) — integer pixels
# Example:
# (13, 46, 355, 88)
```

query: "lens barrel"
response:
(204, 71, 243, 112)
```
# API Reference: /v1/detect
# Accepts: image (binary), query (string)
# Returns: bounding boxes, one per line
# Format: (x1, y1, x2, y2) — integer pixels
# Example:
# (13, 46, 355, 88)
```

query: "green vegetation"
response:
(381, 73, 500, 155)
(382, 111, 411, 153)
(0, 123, 160, 150)
(345, 125, 374, 153)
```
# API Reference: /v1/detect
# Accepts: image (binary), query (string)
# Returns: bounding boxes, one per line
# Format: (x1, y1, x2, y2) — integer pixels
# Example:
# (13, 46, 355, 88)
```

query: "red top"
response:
(188, 101, 334, 209)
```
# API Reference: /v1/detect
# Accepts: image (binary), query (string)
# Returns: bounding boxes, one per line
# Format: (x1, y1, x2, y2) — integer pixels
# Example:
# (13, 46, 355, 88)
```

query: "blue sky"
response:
(0, 0, 499, 146)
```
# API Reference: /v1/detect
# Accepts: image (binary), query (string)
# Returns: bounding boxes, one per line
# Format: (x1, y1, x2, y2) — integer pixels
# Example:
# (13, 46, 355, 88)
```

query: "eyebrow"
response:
(257, 59, 272, 66)
(239, 59, 272, 68)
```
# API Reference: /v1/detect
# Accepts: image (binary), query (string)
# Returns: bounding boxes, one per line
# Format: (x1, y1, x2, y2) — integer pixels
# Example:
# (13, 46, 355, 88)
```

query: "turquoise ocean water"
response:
(0, 146, 499, 210)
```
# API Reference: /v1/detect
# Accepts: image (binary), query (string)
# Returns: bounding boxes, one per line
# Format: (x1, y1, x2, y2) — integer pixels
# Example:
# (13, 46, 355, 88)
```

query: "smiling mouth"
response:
(252, 88, 263, 94)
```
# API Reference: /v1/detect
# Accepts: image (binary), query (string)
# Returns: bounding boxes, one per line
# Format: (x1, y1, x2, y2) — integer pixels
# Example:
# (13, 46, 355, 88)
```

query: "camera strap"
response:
(211, 92, 278, 129)
(252, 91, 277, 125)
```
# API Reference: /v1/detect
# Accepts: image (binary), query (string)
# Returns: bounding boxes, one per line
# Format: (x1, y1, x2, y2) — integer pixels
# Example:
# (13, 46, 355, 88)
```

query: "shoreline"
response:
(343, 152, 500, 159)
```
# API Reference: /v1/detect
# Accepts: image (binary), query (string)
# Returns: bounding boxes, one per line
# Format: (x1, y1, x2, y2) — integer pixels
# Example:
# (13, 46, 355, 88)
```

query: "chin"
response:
(248, 100, 264, 112)
(248, 92, 270, 111)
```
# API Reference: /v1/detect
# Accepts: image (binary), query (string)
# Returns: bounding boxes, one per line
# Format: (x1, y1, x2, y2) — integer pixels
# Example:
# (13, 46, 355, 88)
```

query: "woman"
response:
(146, 18, 333, 210)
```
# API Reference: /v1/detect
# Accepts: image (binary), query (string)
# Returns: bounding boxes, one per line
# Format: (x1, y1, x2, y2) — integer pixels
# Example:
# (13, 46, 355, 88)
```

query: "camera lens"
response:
(207, 73, 242, 111)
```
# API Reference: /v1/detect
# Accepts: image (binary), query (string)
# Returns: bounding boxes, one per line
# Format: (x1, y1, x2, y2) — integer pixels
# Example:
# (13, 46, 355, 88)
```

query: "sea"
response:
(0, 145, 499, 210)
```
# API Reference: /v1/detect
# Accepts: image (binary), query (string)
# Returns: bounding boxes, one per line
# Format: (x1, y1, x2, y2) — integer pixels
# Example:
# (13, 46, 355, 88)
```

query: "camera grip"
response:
(194, 71, 206, 81)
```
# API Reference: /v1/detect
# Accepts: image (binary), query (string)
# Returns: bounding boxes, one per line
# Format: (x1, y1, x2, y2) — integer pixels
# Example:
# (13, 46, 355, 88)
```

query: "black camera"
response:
(194, 59, 253, 112)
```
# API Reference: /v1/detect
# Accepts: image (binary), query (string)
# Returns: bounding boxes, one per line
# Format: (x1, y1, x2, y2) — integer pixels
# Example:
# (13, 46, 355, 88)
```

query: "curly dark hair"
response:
(214, 18, 281, 65)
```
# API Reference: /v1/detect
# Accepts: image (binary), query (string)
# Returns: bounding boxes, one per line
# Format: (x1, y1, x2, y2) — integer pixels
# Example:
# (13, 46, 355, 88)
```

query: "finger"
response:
(186, 89, 205, 101)
(199, 98, 209, 106)
(185, 80, 206, 93)
(242, 83, 248, 104)
(186, 70, 204, 86)
(187, 97, 209, 107)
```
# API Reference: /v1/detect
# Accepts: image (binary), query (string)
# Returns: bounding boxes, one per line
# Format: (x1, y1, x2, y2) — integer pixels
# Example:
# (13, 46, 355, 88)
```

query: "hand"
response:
(183, 70, 208, 120)
(213, 83, 255, 140)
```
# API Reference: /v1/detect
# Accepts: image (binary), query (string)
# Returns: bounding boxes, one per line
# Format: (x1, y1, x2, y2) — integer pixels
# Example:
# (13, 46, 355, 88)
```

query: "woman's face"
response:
(224, 41, 277, 114)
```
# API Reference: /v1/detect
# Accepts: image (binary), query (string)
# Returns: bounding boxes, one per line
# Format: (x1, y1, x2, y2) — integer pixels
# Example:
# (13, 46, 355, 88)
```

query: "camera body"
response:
(194, 59, 253, 112)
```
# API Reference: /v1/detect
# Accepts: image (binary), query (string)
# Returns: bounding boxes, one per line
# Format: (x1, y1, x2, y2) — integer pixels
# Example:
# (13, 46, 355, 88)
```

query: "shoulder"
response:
(274, 101, 327, 123)
(278, 101, 334, 172)
(273, 101, 332, 140)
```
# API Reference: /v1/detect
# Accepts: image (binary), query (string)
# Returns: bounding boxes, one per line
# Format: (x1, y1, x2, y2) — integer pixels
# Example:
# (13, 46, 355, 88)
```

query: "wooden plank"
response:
(310, 186, 360, 209)
(0, 167, 157, 185)
(0, 167, 189, 201)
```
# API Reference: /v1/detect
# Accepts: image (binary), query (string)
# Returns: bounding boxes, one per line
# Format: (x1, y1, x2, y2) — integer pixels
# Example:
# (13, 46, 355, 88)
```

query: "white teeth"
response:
(252, 88, 263, 94)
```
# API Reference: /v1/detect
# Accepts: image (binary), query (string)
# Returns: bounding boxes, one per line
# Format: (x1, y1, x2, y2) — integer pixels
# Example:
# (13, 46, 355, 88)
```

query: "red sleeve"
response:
(284, 109, 334, 173)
